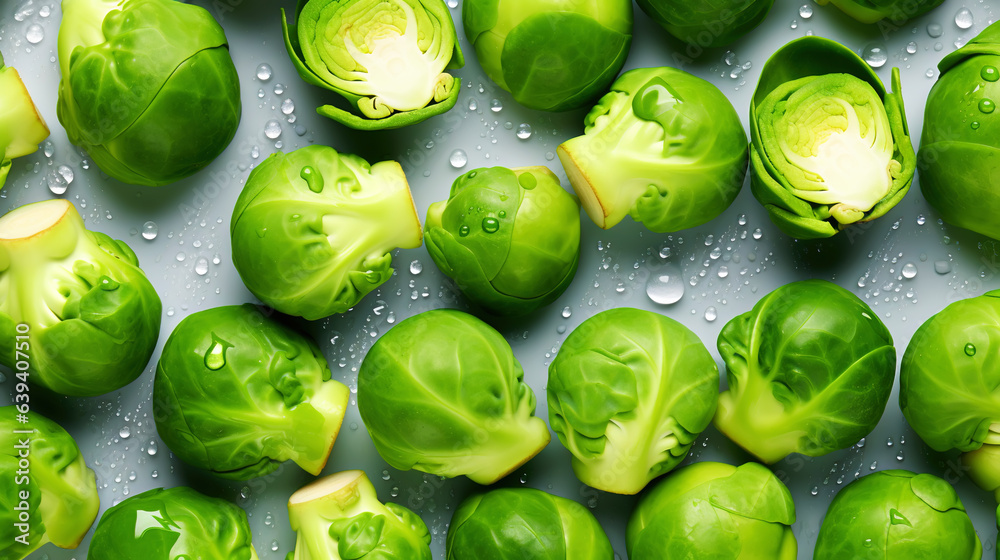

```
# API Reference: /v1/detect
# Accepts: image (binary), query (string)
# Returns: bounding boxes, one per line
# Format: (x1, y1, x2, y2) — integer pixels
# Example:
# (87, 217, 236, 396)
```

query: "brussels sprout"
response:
(814, 470, 981, 559)
(0, 408, 99, 560)
(919, 23, 1000, 241)
(462, 0, 632, 111)
(634, 0, 773, 48)
(358, 309, 550, 484)
(282, 0, 463, 130)
(447, 487, 612, 559)
(749, 37, 914, 239)
(231, 146, 422, 320)
(627, 462, 796, 559)
(0, 50, 49, 189)
(57, 0, 240, 186)
(287, 470, 431, 560)
(425, 166, 580, 316)
(0, 199, 161, 396)
(547, 308, 718, 495)
(714, 280, 896, 463)
(154, 304, 349, 480)
(814, 0, 944, 24)
(89, 487, 258, 559)
(899, 291, 1000, 500)
(559, 67, 748, 232)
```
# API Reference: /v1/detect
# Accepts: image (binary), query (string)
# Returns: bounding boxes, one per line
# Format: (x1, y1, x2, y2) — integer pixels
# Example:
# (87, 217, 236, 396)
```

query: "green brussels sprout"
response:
(462, 0, 632, 111)
(231, 145, 422, 320)
(627, 462, 797, 559)
(0, 408, 99, 560)
(358, 309, 550, 484)
(919, 23, 1000, 241)
(714, 279, 896, 463)
(57, 0, 241, 186)
(154, 304, 349, 480)
(287, 470, 431, 559)
(814, 470, 982, 559)
(89, 487, 258, 559)
(814, 0, 944, 24)
(634, 0, 774, 48)
(0, 199, 161, 396)
(547, 308, 719, 495)
(447, 487, 612, 559)
(0, 50, 49, 189)
(749, 37, 914, 239)
(424, 166, 580, 316)
(899, 291, 1000, 500)
(559, 66, 748, 232)
(282, 0, 463, 131)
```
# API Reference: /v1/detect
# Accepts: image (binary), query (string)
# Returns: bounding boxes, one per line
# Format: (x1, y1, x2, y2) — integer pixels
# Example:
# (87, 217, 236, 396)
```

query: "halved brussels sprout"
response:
(750, 37, 914, 239)
(287, 471, 432, 560)
(715, 280, 896, 463)
(89, 487, 258, 559)
(899, 291, 1000, 500)
(0, 199, 161, 396)
(463, 0, 632, 111)
(425, 166, 580, 316)
(559, 66, 748, 233)
(0, 50, 49, 189)
(627, 462, 797, 560)
(282, 0, 463, 129)
(814, 0, 944, 23)
(0, 408, 99, 560)
(814, 471, 981, 560)
(358, 309, 550, 484)
(547, 308, 719, 495)
(448, 488, 613, 559)
(154, 304, 349, 480)
(634, 0, 774, 47)
(920, 22, 1000, 241)
(230, 145, 422, 320)
(57, 0, 240, 186)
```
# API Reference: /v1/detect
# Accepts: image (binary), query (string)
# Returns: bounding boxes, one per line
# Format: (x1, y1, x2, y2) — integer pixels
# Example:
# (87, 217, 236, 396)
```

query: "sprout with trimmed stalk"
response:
(0, 199, 161, 396)
(547, 308, 718, 495)
(358, 309, 550, 485)
(0, 408, 99, 560)
(287, 470, 431, 560)
(154, 304, 349, 480)
(559, 66, 748, 233)
(231, 145, 422, 320)
(0, 50, 49, 189)
(424, 166, 580, 316)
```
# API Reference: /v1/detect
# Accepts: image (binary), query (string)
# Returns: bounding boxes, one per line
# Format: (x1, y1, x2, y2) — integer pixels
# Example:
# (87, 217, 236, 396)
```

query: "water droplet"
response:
(467, 98, 478, 111)
(810, 486, 819, 496)
(516, 123, 532, 139)
(148, 441, 157, 456)
(799, 4, 813, 18)
(955, 7, 974, 29)
(409, 260, 423, 275)
(862, 43, 888, 68)
(458, 225, 470, 237)
(205, 336, 232, 370)
(382, 470, 391, 480)
(870, 460, 878, 470)
(926, 68, 936, 78)
(99, 276, 119, 291)
(194, 257, 209, 276)
(251, 146, 260, 159)
(890, 509, 911, 526)
(151, 470, 158, 478)
(119, 426, 131, 438)
(646, 265, 684, 305)
(449, 149, 468, 168)
(447, 0, 457, 7)
(482, 217, 500, 233)
(273, 83, 285, 95)
(863, 538, 873, 548)
(659, 246, 671, 259)
(256, 63, 272, 81)
(47, 171, 67, 194)
(39, 5, 50, 17)
(934, 260, 952, 274)
(752, 228, 763, 240)
(561, 306, 572, 318)
(857, 437, 867, 448)
(300, 166, 324, 193)
(264, 119, 282, 139)
(983, 66, 1000, 83)
(176, 252, 186, 262)
(25, 23, 43, 44)
(280, 98, 294, 114)
(717, 266, 729, 278)
(43, 141, 54, 158)
(927, 22, 943, 37)
(916, 215, 926, 226)
(896, 450, 904, 461)
(490, 99, 502, 112)
(704, 306, 718, 322)
(964, 342, 976, 356)
(901, 263, 917, 279)
(904, 41, 918, 55)
(57, 165, 74, 185)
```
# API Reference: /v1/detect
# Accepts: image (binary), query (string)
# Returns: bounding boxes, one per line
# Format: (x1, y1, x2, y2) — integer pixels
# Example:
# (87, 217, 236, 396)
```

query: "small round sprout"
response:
(425, 166, 581, 316)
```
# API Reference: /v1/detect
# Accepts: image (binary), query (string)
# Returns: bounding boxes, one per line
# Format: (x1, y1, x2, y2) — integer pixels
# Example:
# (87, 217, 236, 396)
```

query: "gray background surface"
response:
(1, 0, 998, 557)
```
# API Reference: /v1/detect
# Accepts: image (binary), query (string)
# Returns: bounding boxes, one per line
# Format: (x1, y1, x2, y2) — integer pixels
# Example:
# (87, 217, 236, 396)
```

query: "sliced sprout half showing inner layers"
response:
(0, 49, 49, 189)
(282, 0, 463, 129)
(750, 36, 914, 239)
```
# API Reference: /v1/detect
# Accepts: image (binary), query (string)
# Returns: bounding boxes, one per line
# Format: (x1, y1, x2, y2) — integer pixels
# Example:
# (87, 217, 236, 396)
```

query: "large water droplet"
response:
(25, 23, 43, 44)
(119, 426, 131, 439)
(467, 98, 478, 111)
(142, 221, 158, 240)
(704, 307, 718, 322)
(646, 265, 684, 305)
(280, 98, 295, 115)
(409, 260, 423, 275)
(561, 306, 572, 318)
(490, 99, 503, 112)
(516, 123, 532, 139)
(147, 441, 158, 456)
(458, 225, 470, 237)
(449, 149, 468, 168)
(964, 343, 976, 356)
(906, 41, 918, 54)
(482, 217, 500, 233)
(980, 99, 996, 114)
(901, 263, 917, 279)
(264, 120, 282, 139)
(47, 171, 67, 195)
(889, 509, 911, 526)
(194, 257, 209, 276)
(934, 260, 952, 274)
(927, 23, 943, 37)
(256, 63, 273, 81)
(57, 165, 74, 185)
(983, 66, 999, 82)
(862, 43, 888, 68)
(955, 7, 974, 29)
(205, 336, 232, 370)
(799, 4, 813, 18)
(300, 166, 324, 193)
